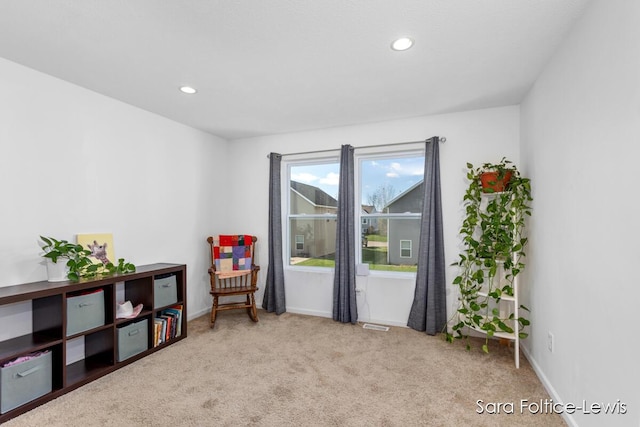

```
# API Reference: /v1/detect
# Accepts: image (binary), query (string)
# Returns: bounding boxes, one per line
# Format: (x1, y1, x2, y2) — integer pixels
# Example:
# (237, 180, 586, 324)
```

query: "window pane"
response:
(361, 218, 419, 272)
(360, 154, 423, 273)
(288, 162, 339, 268)
(400, 240, 412, 258)
(289, 218, 336, 267)
(289, 161, 340, 267)
(290, 163, 339, 215)
(361, 156, 424, 214)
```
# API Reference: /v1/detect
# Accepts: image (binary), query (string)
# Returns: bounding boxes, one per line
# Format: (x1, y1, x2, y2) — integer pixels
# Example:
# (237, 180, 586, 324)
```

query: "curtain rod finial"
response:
(426, 136, 446, 143)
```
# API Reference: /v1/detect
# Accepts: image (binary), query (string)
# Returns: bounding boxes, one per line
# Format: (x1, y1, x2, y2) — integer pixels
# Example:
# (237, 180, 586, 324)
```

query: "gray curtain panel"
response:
(262, 153, 286, 314)
(332, 145, 358, 324)
(407, 137, 447, 335)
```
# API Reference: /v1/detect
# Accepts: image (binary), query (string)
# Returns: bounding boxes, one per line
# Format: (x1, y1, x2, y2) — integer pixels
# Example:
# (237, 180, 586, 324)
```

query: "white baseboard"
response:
(520, 346, 577, 427)
(286, 307, 332, 319)
(285, 307, 409, 328)
(188, 306, 267, 321)
(187, 306, 211, 321)
(362, 317, 408, 328)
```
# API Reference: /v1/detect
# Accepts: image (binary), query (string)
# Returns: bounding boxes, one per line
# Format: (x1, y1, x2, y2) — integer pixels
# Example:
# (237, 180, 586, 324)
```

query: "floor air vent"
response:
(362, 323, 389, 332)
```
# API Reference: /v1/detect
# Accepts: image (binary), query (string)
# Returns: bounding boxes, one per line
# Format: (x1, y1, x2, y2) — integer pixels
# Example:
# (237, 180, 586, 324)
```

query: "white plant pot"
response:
(46, 259, 69, 282)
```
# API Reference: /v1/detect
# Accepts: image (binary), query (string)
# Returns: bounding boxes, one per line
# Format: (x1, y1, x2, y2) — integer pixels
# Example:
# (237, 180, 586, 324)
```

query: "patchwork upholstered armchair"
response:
(206, 235, 259, 328)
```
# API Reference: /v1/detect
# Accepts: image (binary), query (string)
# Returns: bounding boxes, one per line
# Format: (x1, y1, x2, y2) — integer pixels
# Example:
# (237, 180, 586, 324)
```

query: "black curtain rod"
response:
(267, 136, 446, 158)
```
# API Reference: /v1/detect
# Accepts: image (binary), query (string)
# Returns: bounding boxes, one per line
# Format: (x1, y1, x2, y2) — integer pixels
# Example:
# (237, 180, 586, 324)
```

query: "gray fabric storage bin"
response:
(1, 351, 52, 414)
(154, 275, 177, 308)
(117, 319, 149, 362)
(66, 289, 105, 336)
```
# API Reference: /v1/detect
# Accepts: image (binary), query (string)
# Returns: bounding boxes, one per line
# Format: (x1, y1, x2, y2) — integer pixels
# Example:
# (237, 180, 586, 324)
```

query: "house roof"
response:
(385, 180, 423, 208)
(291, 181, 337, 208)
(361, 205, 375, 214)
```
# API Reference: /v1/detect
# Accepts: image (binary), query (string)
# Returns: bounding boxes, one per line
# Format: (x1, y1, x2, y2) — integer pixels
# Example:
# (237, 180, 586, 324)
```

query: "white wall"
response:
(229, 106, 520, 326)
(0, 57, 227, 320)
(520, 0, 639, 425)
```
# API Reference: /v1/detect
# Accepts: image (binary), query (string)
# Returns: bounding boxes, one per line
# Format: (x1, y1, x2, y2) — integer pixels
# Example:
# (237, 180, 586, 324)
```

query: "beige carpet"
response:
(5, 311, 565, 426)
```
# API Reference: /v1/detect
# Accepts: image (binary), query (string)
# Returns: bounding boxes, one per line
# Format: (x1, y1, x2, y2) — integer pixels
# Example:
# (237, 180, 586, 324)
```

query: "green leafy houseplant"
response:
(445, 159, 533, 353)
(477, 157, 515, 194)
(40, 236, 135, 281)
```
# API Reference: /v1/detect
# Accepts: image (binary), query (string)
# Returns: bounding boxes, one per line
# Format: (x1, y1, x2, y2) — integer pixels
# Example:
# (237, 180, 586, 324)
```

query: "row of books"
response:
(153, 304, 183, 347)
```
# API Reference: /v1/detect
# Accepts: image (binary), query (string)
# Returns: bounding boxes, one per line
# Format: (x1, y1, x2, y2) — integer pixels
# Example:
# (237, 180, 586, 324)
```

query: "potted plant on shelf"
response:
(445, 159, 532, 353)
(40, 236, 88, 282)
(478, 157, 515, 193)
(40, 236, 136, 282)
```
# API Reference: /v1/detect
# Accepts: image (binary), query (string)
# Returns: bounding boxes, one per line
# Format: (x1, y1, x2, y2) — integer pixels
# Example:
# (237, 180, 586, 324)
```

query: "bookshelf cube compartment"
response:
(117, 319, 148, 362)
(1, 351, 52, 414)
(66, 289, 105, 336)
(153, 275, 177, 308)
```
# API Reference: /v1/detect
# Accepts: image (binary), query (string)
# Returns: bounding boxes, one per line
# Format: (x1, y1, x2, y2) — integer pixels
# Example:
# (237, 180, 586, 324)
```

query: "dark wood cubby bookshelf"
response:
(0, 263, 187, 423)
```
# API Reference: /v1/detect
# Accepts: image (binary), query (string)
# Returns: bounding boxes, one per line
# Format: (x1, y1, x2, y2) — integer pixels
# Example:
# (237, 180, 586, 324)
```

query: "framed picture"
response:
(76, 233, 116, 265)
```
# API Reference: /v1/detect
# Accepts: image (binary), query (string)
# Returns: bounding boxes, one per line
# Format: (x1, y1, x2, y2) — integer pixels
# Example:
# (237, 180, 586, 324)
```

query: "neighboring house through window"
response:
(286, 150, 424, 274)
(288, 161, 339, 267)
(359, 153, 423, 273)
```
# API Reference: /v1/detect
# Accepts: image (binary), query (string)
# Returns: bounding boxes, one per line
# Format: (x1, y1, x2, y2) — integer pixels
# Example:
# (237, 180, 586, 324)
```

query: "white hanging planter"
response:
(46, 259, 69, 282)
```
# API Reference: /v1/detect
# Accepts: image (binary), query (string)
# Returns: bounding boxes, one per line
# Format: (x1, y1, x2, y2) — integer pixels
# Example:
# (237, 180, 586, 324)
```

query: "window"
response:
(359, 153, 424, 273)
(400, 240, 412, 258)
(288, 160, 339, 267)
(285, 150, 424, 274)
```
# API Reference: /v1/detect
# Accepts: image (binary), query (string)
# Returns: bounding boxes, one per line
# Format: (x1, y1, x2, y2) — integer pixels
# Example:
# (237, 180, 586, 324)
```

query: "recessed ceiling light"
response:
(179, 86, 197, 94)
(391, 37, 414, 51)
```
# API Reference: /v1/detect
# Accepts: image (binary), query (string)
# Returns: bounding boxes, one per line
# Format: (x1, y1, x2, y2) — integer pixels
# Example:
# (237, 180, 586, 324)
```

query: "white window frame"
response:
(285, 156, 340, 271)
(356, 149, 424, 276)
(295, 235, 305, 251)
(400, 239, 412, 258)
(283, 148, 423, 276)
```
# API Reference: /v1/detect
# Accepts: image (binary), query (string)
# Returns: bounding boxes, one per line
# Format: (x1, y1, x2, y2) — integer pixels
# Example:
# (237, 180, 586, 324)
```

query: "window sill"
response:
(285, 265, 417, 279)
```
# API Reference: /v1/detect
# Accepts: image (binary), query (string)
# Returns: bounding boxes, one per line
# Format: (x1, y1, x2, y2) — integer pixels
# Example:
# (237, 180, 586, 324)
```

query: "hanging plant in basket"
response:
(445, 158, 533, 353)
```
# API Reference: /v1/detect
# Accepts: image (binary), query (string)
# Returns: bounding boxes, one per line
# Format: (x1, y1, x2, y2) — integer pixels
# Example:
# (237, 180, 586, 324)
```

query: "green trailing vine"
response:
(40, 236, 135, 281)
(445, 158, 532, 353)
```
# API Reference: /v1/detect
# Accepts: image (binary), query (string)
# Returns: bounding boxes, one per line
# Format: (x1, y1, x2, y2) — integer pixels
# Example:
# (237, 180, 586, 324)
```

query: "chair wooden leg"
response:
(249, 294, 258, 322)
(210, 296, 218, 328)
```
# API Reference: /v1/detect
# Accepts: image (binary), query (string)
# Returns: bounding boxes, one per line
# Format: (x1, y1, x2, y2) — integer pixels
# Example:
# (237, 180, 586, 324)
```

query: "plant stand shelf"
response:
(450, 160, 531, 369)
(473, 272, 520, 368)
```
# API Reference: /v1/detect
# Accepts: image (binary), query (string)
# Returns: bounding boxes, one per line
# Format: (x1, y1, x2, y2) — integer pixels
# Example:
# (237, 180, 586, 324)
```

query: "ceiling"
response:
(0, 1, 590, 140)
